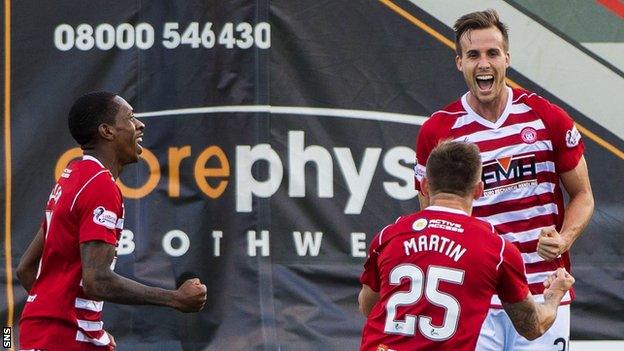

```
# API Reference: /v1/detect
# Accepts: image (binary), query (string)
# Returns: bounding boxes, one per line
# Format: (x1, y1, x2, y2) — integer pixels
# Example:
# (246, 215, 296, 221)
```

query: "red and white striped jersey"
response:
(359, 206, 529, 351)
(415, 87, 584, 307)
(20, 156, 122, 350)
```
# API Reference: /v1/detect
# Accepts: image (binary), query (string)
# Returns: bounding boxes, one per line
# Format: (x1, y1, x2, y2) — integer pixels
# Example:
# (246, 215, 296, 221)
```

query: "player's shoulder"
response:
(426, 99, 466, 126)
(513, 88, 570, 121)
(466, 215, 497, 236)
(68, 158, 116, 189)
(373, 212, 421, 246)
(511, 87, 539, 104)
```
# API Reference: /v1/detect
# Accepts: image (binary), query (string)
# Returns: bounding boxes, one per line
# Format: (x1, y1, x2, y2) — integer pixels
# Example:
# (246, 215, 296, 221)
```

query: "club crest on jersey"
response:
(412, 218, 428, 231)
(520, 127, 537, 144)
(92, 206, 118, 230)
(565, 125, 581, 148)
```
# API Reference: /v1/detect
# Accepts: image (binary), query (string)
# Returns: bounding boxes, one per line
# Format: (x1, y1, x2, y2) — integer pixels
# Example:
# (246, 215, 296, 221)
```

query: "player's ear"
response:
(98, 123, 115, 141)
(421, 177, 430, 197)
(455, 55, 463, 72)
(473, 181, 484, 200)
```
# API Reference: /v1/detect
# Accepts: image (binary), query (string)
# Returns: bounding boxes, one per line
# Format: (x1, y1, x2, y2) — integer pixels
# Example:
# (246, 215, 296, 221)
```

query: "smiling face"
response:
(110, 96, 144, 165)
(456, 26, 510, 106)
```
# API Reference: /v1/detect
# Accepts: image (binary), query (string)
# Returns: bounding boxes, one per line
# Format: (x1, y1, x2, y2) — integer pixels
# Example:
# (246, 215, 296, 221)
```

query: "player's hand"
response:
(107, 331, 116, 350)
(174, 278, 207, 312)
(543, 268, 575, 293)
(537, 227, 569, 261)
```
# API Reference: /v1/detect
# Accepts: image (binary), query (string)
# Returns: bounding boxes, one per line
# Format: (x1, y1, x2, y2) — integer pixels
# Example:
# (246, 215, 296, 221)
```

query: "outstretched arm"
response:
(502, 268, 574, 340)
(80, 241, 207, 312)
(16, 227, 44, 292)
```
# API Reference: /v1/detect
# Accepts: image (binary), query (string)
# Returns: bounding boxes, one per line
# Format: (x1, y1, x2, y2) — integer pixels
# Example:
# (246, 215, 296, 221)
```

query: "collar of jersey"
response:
(83, 154, 106, 169)
(460, 86, 513, 129)
(425, 205, 468, 216)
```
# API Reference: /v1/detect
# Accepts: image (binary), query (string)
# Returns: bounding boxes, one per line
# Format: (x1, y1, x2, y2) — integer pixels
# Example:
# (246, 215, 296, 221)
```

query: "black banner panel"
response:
(2, 1, 622, 350)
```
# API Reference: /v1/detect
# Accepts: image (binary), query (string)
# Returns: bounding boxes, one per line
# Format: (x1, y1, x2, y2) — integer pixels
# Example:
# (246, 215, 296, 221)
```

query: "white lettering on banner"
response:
(288, 131, 334, 198)
(212, 231, 223, 257)
(54, 22, 271, 51)
(115, 228, 374, 259)
(248, 230, 270, 257)
(162, 230, 190, 257)
(235, 131, 414, 214)
(335, 147, 382, 214)
(236, 144, 283, 213)
(293, 231, 323, 256)
(117, 230, 135, 255)
(351, 232, 367, 257)
(56, 130, 417, 215)
(383, 147, 418, 200)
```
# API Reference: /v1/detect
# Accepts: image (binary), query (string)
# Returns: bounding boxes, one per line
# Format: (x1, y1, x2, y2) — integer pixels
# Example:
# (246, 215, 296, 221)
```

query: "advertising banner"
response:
(2, 1, 622, 349)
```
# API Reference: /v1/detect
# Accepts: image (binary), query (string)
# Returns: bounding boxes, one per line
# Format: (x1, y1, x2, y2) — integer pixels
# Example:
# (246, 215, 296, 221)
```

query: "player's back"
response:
(360, 206, 513, 351)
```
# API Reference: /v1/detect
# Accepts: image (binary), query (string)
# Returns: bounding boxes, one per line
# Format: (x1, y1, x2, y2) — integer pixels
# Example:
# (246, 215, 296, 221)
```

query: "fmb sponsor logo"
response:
(482, 154, 537, 187)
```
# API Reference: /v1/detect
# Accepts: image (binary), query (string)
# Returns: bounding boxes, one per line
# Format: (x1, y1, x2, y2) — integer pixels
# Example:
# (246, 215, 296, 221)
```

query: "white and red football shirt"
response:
(20, 155, 123, 351)
(359, 206, 529, 351)
(415, 87, 584, 306)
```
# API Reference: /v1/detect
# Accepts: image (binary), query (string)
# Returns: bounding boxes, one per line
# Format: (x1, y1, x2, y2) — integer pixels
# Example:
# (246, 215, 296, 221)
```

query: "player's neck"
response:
(83, 148, 122, 179)
(467, 87, 509, 123)
(428, 193, 473, 215)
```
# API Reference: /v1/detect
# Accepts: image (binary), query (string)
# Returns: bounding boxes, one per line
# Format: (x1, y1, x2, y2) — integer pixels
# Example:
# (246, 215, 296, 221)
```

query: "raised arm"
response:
(80, 241, 207, 312)
(16, 227, 45, 292)
(502, 268, 574, 340)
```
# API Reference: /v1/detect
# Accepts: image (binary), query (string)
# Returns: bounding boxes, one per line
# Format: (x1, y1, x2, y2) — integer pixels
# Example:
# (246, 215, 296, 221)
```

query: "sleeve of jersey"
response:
(414, 120, 436, 191)
(359, 233, 382, 292)
(496, 239, 530, 304)
(543, 101, 585, 173)
(73, 173, 122, 246)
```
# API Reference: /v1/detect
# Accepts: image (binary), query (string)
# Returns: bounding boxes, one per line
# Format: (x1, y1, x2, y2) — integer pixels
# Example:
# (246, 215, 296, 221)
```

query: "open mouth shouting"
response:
(136, 133, 144, 154)
(476, 74, 495, 93)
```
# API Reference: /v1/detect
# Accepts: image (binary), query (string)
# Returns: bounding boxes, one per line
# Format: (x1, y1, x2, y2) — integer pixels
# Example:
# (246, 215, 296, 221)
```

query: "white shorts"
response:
(476, 305, 570, 351)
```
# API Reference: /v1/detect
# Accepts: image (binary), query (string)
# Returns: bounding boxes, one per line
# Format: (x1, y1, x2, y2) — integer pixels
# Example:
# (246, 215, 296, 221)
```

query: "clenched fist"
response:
(173, 278, 207, 312)
(537, 227, 570, 261)
(543, 267, 575, 294)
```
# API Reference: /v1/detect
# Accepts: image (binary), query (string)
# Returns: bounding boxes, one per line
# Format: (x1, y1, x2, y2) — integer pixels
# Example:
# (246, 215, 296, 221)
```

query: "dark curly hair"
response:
(68, 91, 119, 146)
